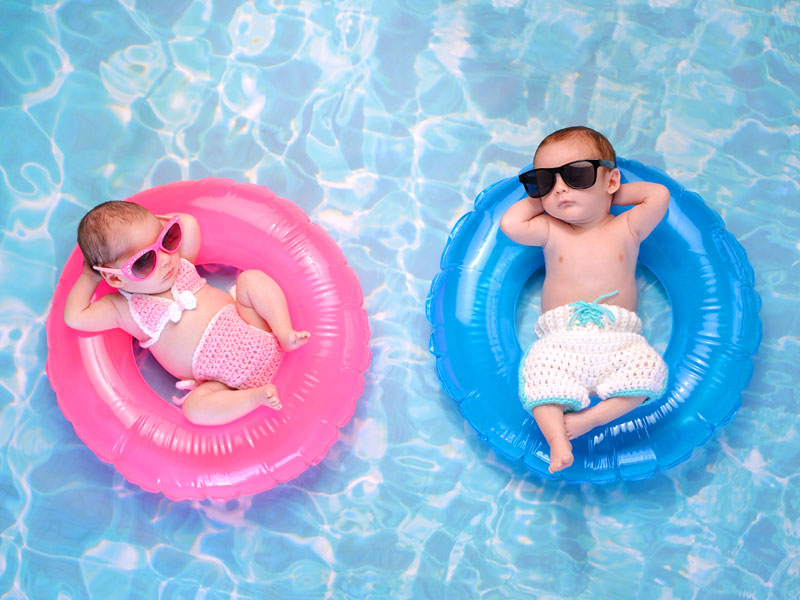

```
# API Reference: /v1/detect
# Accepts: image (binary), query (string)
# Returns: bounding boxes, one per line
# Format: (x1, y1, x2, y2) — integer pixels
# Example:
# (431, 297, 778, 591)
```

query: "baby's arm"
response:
(613, 181, 669, 242)
(63, 262, 123, 332)
(499, 196, 550, 247)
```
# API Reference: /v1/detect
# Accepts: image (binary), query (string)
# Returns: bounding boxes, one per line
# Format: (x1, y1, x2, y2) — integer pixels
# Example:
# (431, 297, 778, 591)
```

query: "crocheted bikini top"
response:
(120, 258, 207, 348)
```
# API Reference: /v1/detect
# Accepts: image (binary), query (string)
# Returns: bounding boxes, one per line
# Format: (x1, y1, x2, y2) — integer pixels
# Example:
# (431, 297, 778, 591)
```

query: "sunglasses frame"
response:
(93, 215, 183, 281)
(518, 159, 616, 198)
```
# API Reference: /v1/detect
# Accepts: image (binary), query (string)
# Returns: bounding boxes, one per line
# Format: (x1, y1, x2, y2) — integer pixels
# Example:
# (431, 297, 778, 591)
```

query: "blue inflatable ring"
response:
(426, 157, 761, 483)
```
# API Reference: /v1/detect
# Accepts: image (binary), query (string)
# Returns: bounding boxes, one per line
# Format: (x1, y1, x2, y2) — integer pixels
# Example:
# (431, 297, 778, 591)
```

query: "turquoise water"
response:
(1, 0, 798, 597)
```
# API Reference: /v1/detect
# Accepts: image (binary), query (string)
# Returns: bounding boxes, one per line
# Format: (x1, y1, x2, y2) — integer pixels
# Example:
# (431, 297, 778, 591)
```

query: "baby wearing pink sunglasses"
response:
(64, 201, 310, 426)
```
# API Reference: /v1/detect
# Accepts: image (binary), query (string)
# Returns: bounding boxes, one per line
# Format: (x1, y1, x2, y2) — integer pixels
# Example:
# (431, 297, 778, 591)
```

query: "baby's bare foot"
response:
(564, 409, 598, 440)
(255, 383, 282, 410)
(279, 330, 310, 351)
(548, 436, 574, 473)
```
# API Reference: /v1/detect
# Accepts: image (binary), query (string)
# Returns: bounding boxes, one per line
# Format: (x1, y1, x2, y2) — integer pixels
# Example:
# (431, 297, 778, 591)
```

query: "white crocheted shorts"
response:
(519, 302, 667, 413)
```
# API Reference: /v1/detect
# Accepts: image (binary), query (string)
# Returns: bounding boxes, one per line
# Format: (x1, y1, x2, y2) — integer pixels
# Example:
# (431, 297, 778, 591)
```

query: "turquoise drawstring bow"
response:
(567, 290, 619, 329)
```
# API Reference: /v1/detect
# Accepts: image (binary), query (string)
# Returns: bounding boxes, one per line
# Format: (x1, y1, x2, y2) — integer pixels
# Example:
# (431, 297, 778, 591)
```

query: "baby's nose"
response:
(157, 249, 172, 267)
(552, 173, 568, 192)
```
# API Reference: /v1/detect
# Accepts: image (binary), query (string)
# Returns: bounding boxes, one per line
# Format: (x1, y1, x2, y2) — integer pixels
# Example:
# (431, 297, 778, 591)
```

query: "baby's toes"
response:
(283, 330, 311, 351)
(261, 384, 282, 409)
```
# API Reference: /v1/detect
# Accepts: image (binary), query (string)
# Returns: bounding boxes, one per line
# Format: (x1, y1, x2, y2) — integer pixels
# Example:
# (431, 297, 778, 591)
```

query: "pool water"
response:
(1, 1, 798, 598)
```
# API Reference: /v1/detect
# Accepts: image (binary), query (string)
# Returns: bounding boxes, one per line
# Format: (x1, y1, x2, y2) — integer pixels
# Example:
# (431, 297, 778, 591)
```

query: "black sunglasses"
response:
(518, 159, 616, 198)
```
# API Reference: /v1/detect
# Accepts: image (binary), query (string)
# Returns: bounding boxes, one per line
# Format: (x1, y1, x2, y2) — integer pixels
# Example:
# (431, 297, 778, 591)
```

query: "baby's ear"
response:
(100, 272, 126, 289)
(606, 168, 621, 195)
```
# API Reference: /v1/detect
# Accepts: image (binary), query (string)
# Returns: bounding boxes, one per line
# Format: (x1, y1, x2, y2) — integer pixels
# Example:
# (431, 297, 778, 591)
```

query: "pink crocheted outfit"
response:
(122, 259, 283, 399)
(185, 303, 283, 392)
(121, 258, 208, 348)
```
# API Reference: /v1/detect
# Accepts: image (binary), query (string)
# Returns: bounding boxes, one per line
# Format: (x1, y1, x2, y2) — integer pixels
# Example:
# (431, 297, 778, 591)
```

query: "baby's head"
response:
(78, 201, 182, 294)
(78, 200, 155, 269)
(534, 126, 616, 167)
(523, 126, 620, 224)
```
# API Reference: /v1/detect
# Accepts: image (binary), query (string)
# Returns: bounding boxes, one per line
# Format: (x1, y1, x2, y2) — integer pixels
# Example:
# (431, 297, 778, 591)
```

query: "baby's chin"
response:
(555, 207, 609, 226)
(553, 210, 588, 224)
(121, 275, 176, 295)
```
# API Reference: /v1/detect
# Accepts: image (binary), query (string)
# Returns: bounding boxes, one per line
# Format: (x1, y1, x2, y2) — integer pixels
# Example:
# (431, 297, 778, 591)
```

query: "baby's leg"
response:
(233, 269, 310, 350)
(564, 395, 644, 440)
(532, 404, 574, 473)
(181, 380, 282, 426)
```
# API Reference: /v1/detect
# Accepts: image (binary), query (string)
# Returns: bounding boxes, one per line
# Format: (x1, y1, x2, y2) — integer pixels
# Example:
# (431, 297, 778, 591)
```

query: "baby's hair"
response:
(78, 201, 153, 267)
(535, 126, 617, 165)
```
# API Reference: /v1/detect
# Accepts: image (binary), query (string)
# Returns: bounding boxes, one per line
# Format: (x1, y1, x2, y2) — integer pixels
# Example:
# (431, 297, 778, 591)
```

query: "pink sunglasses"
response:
(93, 216, 183, 281)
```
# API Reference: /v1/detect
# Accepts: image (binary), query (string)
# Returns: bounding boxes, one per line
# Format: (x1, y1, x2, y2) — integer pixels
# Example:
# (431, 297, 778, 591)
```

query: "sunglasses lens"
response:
(131, 250, 157, 279)
(521, 160, 606, 198)
(562, 161, 596, 189)
(162, 222, 182, 251)
(532, 170, 554, 198)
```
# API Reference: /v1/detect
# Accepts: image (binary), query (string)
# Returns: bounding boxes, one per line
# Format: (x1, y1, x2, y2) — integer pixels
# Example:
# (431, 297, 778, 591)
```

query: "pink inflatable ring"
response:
(46, 178, 371, 500)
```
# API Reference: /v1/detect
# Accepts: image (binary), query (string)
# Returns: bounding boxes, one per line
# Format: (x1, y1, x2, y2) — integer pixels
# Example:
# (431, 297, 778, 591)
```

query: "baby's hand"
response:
(82, 259, 103, 282)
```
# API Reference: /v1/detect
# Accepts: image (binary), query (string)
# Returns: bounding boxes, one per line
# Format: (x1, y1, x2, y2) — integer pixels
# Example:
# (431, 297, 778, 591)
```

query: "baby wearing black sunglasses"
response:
(500, 126, 670, 473)
(65, 201, 310, 426)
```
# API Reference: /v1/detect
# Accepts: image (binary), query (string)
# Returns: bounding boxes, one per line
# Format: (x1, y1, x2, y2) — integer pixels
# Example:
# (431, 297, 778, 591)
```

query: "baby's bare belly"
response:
(148, 286, 236, 380)
(541, 273, 639, 313)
